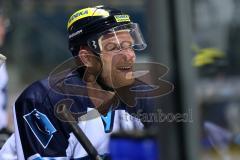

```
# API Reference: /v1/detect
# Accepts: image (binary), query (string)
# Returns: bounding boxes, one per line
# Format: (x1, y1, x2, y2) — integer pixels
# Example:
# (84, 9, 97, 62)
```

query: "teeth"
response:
(119, 67, 131, 70)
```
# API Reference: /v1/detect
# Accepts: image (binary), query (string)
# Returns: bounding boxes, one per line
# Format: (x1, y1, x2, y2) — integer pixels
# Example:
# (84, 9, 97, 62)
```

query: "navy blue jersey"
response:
(0, 71, 155, 159)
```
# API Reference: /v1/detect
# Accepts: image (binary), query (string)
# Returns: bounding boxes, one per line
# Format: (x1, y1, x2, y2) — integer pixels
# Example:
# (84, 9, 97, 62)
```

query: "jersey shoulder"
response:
(15, 78, 51, 106)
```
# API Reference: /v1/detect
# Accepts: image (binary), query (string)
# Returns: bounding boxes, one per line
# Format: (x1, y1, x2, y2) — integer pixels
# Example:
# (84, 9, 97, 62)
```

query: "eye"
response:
(121, 41, 133, 49)
(104, 42, 119, 52)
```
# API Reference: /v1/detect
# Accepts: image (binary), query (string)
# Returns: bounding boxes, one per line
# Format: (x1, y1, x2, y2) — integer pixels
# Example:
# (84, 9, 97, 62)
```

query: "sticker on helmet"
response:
(91, 40, 97, 49)
(67, 8, 110, 29)
(114, 15, 130, 23)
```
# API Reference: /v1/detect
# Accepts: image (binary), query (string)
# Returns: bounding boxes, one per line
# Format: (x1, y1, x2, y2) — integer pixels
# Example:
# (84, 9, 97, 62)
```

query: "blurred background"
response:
(1, 0, 240, 160)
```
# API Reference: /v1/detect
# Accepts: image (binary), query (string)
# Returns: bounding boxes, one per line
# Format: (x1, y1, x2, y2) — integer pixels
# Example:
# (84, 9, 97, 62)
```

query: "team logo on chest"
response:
(23, 109, 57, 148)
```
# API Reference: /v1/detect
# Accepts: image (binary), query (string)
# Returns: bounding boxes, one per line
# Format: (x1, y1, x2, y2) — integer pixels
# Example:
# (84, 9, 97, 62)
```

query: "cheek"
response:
(112, 54, 126, 65)
(100, 55, 114, 76)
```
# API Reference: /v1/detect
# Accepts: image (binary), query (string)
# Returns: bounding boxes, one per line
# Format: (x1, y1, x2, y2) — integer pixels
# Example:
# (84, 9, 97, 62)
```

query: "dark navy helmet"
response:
(67, 5, 146, 56)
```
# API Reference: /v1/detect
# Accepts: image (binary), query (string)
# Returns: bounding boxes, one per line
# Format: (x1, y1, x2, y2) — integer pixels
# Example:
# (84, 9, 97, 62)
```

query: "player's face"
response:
(99, 31, 136, 88)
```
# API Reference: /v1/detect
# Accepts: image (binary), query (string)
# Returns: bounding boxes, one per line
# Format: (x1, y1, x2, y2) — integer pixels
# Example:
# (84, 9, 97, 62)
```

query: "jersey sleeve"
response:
(13, 81, 71, 159)
(0, 64, 8, 129)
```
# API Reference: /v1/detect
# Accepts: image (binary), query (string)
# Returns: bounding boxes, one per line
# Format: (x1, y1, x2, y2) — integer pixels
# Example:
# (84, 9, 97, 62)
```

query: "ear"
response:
(78, 48, 102, 83)
(78, 49, 93, 67)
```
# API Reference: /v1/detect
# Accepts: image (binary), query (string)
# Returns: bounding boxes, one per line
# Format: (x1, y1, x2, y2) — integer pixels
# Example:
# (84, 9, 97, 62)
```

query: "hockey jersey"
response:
(0, 71, 155, 160)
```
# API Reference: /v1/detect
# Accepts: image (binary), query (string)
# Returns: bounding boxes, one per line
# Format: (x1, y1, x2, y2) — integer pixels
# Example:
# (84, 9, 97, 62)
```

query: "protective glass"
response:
(87, 23, 147, 54)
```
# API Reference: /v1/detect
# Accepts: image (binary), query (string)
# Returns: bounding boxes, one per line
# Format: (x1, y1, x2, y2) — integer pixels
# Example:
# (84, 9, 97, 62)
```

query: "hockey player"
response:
(0, 6, 162, 159)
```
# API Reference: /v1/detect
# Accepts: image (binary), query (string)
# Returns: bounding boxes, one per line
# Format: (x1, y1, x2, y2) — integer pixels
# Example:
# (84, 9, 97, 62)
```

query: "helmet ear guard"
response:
(87, 38, 101, 54)
(69, 37, 101, 56)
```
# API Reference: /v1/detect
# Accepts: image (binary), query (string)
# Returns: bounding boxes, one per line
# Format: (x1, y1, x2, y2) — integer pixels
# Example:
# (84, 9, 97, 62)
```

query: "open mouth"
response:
(116, 66, 135, 80)
(116, 66, 133, 72)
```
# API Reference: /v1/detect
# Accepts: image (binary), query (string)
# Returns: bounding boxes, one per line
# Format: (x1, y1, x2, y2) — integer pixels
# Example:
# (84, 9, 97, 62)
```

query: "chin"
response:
(112, 76, 135, 89)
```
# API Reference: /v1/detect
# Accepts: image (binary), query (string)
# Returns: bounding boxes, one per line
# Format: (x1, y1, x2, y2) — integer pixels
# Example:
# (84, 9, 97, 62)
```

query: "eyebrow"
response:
(99, 30, 131, 41)
(101, 35, 134, 44)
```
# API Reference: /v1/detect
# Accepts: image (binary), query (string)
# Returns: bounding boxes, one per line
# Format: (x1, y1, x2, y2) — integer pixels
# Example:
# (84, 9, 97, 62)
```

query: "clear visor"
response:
(88, 23, 147, 53)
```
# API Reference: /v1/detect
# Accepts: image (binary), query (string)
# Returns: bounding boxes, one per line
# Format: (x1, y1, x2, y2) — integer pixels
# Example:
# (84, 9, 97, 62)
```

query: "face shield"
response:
(87, 23, 147, 54)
